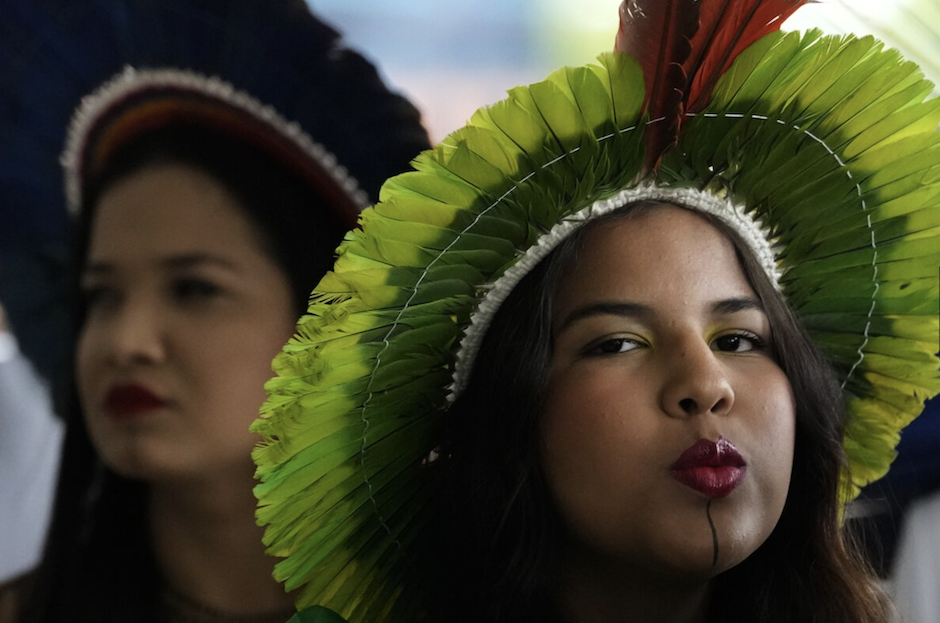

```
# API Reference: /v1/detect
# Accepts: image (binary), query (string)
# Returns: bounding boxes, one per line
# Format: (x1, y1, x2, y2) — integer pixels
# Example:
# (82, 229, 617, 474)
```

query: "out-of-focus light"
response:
(784, 0, 909, 35)
(783, 0, 940, 90)
(544, 0, 621, 32)
(534, 0, 620, 68)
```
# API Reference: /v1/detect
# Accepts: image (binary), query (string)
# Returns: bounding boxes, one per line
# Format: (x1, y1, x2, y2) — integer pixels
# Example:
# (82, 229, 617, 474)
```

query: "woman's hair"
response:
(18, 123, 351, 623)
(433, 201, 891, 623)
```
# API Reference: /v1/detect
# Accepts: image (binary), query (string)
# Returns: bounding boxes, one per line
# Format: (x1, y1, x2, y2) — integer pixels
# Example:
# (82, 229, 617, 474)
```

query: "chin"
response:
(96, 440, 183, 482)
(657, 550, 732, 581)
(638, 531, 762, 582)
(97, 448, 151, 481)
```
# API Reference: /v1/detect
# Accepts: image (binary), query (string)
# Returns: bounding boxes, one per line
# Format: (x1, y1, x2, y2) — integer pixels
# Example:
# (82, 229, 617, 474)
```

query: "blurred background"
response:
(311, 0, 940, 141)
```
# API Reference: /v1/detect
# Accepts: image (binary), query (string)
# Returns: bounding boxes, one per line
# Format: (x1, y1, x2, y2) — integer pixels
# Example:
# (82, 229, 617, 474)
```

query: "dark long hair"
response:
(19, 124, 371, 623)
(435, 201, 891, 623)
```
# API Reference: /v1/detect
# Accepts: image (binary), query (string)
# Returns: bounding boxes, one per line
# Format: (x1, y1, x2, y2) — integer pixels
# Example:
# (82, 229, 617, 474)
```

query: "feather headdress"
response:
(252, 1, 940, 620)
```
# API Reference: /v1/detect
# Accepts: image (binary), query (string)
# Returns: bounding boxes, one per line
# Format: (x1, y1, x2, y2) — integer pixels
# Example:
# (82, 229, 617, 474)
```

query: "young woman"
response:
(437, 200, 879, 622)
(251, 1, 940, 622)
(60, 124, 324, 622)
(6, 3, 429, 622)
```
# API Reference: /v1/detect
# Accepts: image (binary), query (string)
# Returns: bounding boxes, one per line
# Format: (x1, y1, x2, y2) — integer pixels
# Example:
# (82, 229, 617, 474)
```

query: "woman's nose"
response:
(104, 297, 166, 367)
(660, 340, 735, 419)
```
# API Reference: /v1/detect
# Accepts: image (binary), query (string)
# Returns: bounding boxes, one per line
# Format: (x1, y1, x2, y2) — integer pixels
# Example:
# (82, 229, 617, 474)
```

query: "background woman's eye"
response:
(173, 278, 220, 301)
(712, 333, 762, 353)
(81, 285, 120, 312)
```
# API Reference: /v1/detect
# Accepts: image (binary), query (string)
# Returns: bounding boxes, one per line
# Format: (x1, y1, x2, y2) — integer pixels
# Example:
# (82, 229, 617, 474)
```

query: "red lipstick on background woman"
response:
(670, 437, 747, 499)
(105, 383, 167, 420)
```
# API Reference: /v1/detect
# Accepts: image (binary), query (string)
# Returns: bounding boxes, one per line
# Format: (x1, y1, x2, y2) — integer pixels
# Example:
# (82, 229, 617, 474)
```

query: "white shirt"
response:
(891, 489, 940, 623)
(0, 331, 64, 582)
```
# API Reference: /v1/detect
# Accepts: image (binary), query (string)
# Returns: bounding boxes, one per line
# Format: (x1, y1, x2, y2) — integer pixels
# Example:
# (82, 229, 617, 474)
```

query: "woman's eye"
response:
(173, 278, 221, 302)
(712, 333, 763, 353)
(81, 285, 119, 311)
(589, 338, 641, 355)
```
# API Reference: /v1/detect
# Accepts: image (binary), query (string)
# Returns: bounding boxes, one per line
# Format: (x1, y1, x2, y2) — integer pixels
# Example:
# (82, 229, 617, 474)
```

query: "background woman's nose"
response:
(105, 298, 165, 367)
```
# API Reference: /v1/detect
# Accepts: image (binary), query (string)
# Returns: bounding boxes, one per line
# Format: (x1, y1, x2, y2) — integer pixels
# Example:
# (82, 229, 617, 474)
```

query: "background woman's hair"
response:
(434, 201, 891, 623)
(17, 123, 357, 623)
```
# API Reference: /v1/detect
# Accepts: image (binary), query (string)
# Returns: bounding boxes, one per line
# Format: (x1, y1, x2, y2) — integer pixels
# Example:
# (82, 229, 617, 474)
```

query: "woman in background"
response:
(3, 1, 429, 621)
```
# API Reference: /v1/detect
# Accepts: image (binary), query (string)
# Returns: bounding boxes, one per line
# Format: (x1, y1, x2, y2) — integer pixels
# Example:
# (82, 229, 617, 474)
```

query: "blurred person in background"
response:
(0, 1, 428, 622)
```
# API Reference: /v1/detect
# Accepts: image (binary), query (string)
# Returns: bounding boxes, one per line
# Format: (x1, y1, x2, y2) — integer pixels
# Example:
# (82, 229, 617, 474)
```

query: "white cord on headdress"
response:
(449, 183, 780, 399)
(60, 65, 369, 215)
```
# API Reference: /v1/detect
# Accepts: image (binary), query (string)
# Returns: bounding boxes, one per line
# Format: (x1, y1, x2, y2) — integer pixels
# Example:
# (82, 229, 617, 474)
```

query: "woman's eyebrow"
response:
(81, 253, 239, 278)
(162, 253, 239, 271)
(556, 301, 653, 334)
(556, 296, 765, 334)
(711, 296, 765, 316)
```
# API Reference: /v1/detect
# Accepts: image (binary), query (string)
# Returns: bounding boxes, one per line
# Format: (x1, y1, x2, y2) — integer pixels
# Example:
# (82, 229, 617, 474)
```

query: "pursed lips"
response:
(669, 437, 747, 499)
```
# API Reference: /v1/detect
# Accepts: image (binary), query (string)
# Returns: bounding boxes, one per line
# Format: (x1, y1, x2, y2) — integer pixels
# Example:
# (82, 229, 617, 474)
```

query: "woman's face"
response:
(77, 163, 296, 483)
(540, 206, 795, 581)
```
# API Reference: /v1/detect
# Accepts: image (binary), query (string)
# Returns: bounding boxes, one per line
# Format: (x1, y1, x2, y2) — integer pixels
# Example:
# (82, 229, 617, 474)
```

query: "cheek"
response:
(757, 380, 797, 500)
(540, 378, 632, 483)
(191, 315, 295, 423)
(75, 324, 100, 410)
(538, 375, 653, 541)
(735, 363, 796, 491)
(719, 374, 796, 563)
(75, 325, 124, 467)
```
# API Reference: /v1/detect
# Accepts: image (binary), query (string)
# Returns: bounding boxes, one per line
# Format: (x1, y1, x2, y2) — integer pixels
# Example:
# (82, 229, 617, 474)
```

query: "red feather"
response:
(614, 0, 701, 165)
(613, 0, 811, 166)
(686, 0, 811, 112)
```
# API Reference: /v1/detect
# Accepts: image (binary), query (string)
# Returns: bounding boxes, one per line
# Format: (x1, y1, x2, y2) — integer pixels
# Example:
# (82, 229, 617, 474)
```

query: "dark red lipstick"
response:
(670, 437, 747, 499)
(105, 383, 167, 419)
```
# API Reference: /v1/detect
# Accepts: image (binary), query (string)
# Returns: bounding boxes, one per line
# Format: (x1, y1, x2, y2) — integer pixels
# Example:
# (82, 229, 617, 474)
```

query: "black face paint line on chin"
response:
(706, 500, 719, 568)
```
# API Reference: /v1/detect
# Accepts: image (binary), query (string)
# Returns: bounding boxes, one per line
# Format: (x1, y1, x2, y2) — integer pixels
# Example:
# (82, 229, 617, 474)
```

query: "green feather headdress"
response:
(252, 1, 940, 620)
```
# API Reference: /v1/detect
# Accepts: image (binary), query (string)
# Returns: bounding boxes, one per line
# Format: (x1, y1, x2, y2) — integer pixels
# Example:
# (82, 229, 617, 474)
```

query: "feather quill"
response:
(615, 0, 811, 163)
(614, 0, 700, 163)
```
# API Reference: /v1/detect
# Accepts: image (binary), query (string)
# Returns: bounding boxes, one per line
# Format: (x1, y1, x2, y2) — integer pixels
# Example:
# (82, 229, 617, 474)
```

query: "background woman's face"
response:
(77, 163, 296, 483)
(540, 206, 795, 582)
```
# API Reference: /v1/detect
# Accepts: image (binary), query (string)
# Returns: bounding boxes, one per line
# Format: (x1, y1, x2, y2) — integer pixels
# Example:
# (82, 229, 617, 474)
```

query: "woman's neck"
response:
(148, 468, 293, 616)
(557, 548, 710, 623)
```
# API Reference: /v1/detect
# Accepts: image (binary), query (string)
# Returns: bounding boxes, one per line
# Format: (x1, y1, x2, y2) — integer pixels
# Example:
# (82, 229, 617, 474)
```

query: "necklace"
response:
(163, 585, 296, 623)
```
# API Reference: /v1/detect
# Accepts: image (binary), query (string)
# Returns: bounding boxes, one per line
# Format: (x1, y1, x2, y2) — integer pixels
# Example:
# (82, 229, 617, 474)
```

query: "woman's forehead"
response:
(85, 164, 266, 270)
(558, 206, 751, 300)
(548, 206, 767, 339)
